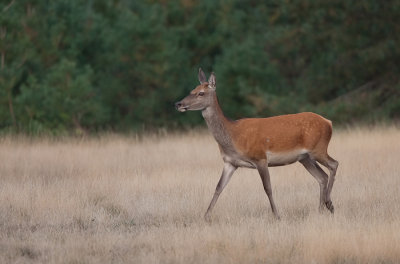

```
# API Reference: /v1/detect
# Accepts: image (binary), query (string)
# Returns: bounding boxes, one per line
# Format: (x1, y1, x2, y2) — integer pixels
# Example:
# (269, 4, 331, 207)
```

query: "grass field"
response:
(1, 127, 400, 263)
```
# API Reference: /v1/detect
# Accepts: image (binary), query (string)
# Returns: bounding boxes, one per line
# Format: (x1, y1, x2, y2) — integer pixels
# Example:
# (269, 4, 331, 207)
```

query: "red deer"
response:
(175, 68, 338, 220)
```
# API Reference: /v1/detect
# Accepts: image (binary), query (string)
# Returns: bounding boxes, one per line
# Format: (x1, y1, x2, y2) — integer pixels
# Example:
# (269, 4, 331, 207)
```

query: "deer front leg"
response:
(256, 160, 281, 219)
(204, 162, 237, 220)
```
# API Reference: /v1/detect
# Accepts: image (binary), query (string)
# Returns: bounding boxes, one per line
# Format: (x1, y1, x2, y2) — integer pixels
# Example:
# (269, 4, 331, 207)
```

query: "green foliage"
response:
(16, 59, 106, 133)
(0, 0, 399, 134)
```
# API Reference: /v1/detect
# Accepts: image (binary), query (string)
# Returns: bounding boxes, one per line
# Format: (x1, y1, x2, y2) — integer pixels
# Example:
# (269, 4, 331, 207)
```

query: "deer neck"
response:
(202, 94, 234, 150)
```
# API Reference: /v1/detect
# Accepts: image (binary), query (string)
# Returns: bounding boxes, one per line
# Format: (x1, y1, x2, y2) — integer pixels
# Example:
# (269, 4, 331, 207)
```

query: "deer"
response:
(175, 68, 339, 220)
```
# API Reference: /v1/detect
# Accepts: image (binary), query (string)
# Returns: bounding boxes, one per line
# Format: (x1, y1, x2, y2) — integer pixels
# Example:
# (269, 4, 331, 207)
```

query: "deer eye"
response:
(198, 92, 205, 96)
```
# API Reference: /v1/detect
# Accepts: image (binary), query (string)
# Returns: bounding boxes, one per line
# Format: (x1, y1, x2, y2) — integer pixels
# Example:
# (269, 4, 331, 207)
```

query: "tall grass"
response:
(0, 127, 400, 263)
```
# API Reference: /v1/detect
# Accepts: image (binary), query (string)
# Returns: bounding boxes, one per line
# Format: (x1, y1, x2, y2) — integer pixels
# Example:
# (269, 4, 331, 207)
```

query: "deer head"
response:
(175, 68, 216, 112)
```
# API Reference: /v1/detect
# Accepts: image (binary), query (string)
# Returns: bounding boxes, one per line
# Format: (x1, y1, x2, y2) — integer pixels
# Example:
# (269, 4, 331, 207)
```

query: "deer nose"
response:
(175, 102, 182, 110)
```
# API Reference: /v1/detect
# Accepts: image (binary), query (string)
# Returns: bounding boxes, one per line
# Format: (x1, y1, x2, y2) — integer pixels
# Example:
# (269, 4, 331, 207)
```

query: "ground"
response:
(0, 127, 400, 263)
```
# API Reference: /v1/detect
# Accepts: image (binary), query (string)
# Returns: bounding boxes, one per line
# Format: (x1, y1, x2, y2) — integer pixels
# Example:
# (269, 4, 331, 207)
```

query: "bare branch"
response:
(1, 51, 4, 70)
(0, 27, 6, 39)
(3, 0, 16, 12)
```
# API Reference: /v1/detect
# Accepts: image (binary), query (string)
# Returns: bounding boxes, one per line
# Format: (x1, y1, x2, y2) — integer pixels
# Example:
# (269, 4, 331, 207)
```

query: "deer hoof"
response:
(204, 214, 212, 222)
(325, 201, 334, 214)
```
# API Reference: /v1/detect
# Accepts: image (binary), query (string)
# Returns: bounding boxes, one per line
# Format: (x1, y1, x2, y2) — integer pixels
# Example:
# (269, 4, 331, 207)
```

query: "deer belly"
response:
(266, 149, 309, 166)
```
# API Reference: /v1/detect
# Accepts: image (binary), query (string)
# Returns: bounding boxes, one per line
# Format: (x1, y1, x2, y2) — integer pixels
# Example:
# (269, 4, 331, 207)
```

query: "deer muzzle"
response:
(175, 101, 188, 112)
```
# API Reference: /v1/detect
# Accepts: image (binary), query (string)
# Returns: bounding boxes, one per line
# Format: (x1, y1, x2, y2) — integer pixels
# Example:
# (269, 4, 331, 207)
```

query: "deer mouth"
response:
(178, 107, 188, 112)
(175, 102, 188, 112)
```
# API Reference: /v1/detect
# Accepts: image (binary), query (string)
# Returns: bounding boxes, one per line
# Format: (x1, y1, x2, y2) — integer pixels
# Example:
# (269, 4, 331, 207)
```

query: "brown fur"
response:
(229, 112, 332, 161)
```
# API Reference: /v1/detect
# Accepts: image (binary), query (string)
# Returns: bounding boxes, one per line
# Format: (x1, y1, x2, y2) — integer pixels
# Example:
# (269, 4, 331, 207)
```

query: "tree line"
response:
(1, 0, 399, 134)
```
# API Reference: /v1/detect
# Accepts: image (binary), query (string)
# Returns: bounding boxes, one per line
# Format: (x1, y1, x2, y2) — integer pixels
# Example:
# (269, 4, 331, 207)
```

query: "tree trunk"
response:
(7, 90, 17, 129)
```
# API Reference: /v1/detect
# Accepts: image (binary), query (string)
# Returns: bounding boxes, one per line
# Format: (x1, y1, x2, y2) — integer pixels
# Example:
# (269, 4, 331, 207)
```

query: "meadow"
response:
(0, 127, 399, 263)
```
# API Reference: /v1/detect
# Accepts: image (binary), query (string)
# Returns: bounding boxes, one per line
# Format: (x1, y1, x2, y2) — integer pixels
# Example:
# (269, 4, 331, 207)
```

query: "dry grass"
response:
(0, 127, 400, 263)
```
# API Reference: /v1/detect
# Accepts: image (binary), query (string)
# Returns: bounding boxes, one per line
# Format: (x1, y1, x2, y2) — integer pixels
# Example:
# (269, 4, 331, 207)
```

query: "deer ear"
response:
(198, 68, 207, 84)
(208, 72, 216, 90)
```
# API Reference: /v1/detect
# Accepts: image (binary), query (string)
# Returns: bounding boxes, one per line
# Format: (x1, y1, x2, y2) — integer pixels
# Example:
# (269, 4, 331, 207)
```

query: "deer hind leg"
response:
(256, 160, 280, 219)
(204, 162, 237, 220)
(299, 157, 329, 212)
(315, 155, 339, 213)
